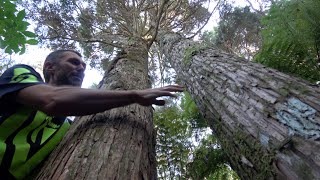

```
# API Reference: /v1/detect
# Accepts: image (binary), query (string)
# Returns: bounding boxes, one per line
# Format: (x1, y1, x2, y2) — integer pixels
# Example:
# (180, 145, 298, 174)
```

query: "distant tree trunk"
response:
(160, 33, 320, 179)
(34, 42, 157, 179)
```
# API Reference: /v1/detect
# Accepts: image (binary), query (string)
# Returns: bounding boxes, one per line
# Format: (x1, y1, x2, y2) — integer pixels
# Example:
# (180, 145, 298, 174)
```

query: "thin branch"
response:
(148, 0, 170, 48)
(245, 0, 265, 16)
(42, 35, 123, 49)
(187, 0, 221, 39)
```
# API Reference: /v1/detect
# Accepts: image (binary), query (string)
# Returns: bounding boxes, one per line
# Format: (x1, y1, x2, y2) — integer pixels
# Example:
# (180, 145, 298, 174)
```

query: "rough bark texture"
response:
(33, 42, 157, 180)
(160, 33, 320, 180)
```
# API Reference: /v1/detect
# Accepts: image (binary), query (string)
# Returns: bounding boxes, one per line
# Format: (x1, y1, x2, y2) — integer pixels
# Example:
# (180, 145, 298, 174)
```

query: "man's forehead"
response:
(61, 51, 82, 59)
(59, 51, 86, 68)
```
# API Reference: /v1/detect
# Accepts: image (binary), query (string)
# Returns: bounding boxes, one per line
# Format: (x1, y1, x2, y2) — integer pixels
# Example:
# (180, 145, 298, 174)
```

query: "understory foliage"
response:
(187, 136, 239, 180)
(255, 0, 320, 82)
(0, 0, 37, 54)
(154, 93, 239, 179)
(155, 105, 192, 179)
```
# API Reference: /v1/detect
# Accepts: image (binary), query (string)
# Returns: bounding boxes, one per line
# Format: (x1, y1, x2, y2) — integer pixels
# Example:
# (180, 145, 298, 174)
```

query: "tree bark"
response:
(33, 42, 157, 180)
(159, 33, 320, 179)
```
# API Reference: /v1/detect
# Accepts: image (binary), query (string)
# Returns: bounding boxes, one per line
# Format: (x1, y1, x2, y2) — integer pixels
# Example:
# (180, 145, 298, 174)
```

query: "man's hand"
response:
(133, 85, 184, 106)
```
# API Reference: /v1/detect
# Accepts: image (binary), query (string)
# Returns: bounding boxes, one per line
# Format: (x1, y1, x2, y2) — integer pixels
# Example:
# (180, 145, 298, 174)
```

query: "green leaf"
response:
(19, 45, 26, 55)
(23, 31, 37, 38)
(0, 39, 7, 49)
(16, 32, 26, 44)
(19, 21, 30, 31)
(26, 39, 38, 45)
(17, 9, 26, 22)
(4, 47, 12, 54)
(3, 0, 16, 12)
(0, 0, 37, 54)
(12, 44, 20, 53)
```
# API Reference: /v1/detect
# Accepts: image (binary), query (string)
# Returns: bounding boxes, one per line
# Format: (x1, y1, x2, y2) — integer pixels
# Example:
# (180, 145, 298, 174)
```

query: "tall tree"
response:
(203, 4, 263, 60)
(21, 0, 215, 179)
(159, 32, 320, 179)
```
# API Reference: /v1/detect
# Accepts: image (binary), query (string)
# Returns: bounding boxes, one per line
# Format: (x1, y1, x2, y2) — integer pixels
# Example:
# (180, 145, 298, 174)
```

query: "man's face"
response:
(51, 51, 86, 87)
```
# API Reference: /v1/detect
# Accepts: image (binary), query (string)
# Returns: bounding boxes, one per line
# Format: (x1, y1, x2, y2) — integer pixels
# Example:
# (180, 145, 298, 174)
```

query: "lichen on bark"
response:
(183, 44, 208, 66)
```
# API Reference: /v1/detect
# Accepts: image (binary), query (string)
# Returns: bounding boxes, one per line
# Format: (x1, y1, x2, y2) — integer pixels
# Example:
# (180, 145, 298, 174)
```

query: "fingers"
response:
(153, 90, 177, 98)
(151, 84, 184, 99)
(158, 85, 184, 92)
(137, 84, 184, 106)
(165, 84, 184, 89)
(164, 84, 184, 88)
(153, 99, 166, 106)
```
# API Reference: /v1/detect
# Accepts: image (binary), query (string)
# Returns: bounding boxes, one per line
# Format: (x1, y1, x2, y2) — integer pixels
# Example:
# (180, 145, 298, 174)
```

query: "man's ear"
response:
(44, 62, 55, 73)
(43, 62, 56, 82)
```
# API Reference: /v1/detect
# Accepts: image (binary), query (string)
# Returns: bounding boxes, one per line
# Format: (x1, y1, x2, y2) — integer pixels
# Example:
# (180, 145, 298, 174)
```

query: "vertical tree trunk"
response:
(34, 42, 157, 179)
(160, 33, 320, 179)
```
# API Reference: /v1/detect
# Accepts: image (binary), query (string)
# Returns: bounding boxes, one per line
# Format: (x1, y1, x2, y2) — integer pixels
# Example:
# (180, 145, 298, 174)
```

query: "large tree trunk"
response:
(33, 42, 157, 179)
(160, 33, 320, 179)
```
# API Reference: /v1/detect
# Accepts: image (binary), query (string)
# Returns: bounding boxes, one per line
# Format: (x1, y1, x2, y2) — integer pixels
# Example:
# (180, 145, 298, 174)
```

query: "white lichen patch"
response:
(259, 133, 270, 147)
(276, 98, 320, 138)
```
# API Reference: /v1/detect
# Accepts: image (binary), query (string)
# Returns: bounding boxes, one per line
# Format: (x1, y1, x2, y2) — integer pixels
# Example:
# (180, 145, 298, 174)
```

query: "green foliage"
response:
(255, 0, 320, 82)
(155, 105, 192, 179)
(154, 93, 237, 179)
(180, 92, 207, 130)
(201, 30, 218, 46)
(0, 0, 38, 54)
(186, 136, 239, 180)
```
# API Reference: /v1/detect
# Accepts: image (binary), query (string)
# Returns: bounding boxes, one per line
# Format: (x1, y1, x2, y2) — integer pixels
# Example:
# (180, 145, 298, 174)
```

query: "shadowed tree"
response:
(159, 32, 320, 179)
(20, 0, 215, 179)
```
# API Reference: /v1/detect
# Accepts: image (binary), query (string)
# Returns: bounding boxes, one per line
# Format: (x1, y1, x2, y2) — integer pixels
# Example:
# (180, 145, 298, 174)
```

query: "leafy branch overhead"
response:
(0, 0, 38, 54)
(20, 0, 214, 61)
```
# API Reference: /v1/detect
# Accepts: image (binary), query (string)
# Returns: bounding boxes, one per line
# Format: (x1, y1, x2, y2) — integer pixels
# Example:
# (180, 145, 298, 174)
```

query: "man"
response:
(0, 49, 183, 179)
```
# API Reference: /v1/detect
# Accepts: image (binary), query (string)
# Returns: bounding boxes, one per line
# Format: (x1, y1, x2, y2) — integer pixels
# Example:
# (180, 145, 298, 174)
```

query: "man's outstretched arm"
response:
(15, 84, 184, 116)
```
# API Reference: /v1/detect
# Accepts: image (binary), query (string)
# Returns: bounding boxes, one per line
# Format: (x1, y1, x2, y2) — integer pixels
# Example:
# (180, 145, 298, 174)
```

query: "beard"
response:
(55, 72, 84, 87)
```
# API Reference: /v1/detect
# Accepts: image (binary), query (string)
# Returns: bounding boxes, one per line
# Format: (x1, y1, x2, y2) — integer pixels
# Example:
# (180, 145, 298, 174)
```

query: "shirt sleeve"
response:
(0, 64, 45, 99)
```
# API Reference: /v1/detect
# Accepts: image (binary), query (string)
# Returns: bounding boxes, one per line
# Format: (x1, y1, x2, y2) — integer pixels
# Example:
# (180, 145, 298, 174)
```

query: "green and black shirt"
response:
(0, 64, 71, 179)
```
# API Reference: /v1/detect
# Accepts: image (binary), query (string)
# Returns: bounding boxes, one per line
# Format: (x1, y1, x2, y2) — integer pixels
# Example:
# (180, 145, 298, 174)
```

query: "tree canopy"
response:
(21, 0, 215, 69)
(202, 4, 262, 60)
